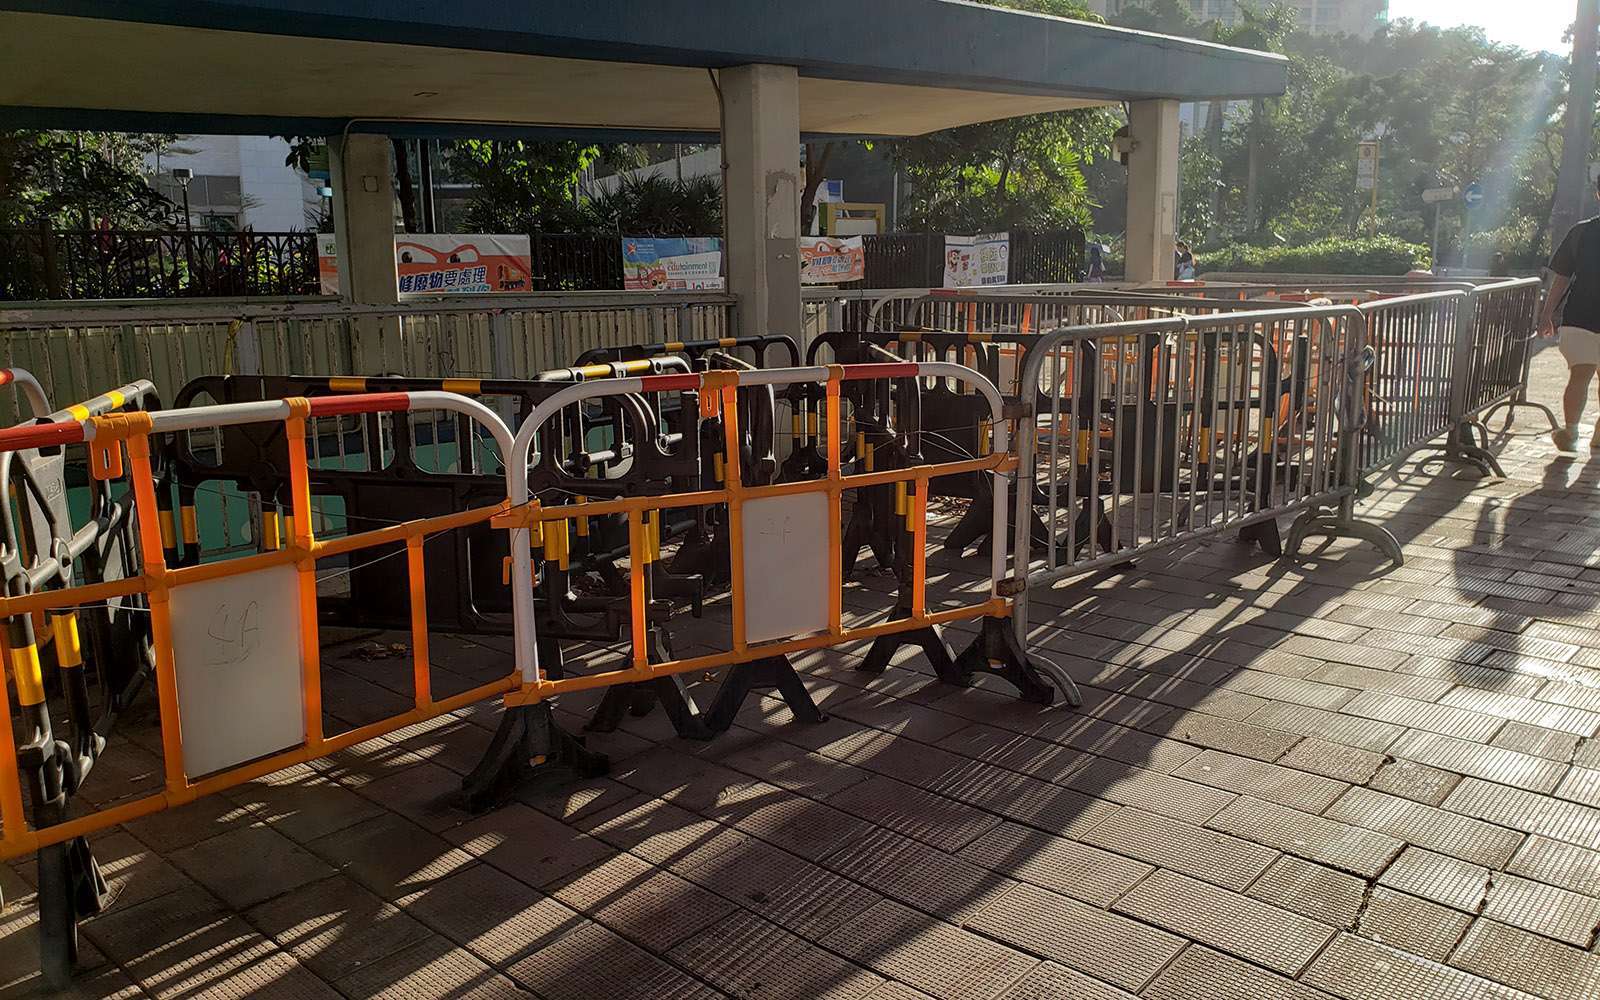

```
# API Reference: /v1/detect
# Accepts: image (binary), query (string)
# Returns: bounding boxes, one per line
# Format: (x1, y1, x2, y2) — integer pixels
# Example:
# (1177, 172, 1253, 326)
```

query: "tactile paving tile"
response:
(1080, 806, 1275, 891)
(1161, 711, 1304, 761)
(1206, 796, 1402, 877)
(1245, 855, 1367, 927)
(1274, 737, 1388, 785)
(397, 864, 584, 967)
(863, 983, 939, 1000)
(1480, 872, 1600, 947)
(1443, 778, 1600, 851)
(670, 910, 884, 1000)
(308, 813, 476, 901)
(1173, 749, 1349, 812)
(821, 898, 1038, 1000)
(1303, 932, 1541, 1000)
(958, 821, 1151, 908)
(1367, 759, 1461, 806)
(822, 825, 1015, 922)
(246, 873, 434, 979)
(1554, 766, 1600, 808)
(1354, 886, 1472, 962)
(1325, 788, 1523, 868)
(990, 960, 1136, 1000)
(1143, 944, 1337, 1000)
(725, 790, 881, 861)
(510, 918, 720, 1000)
(1245, 704, 1402, 754)
(445, 802, 619, 889)
(1441, 689, 1600, 737)
(1506, 835, 1600, 897)
(826, 775, 1001, 854)
(1113, 869, 1334, 975)
(672, 833, 883, 941)
(1451, 917, 1600, 1000)
(1490, 722, 1579, 761)
(1214, 671, 1357, 711)
(1338, 693, 1501, 743)
(1377, 848, 1490, 913)
(966, 882, 1185, 993)
(167, 822, 336, 911)
(547, 851, 736, 953)
(1306, 663, 1454, 702)
(1385, 732, 1566, 793)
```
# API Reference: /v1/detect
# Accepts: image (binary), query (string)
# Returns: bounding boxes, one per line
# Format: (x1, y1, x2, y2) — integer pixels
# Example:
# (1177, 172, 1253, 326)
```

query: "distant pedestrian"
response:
(1540, 175, 1600, 451)
(1086, 242, 1106, 282)
(1175, 241, 1196, 280)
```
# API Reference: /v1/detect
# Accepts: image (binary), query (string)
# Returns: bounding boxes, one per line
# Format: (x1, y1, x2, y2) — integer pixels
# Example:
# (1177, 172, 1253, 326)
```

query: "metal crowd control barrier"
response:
(1006, 303, 1400, 641)
(0, 389, 516, 986)
(1464, 277, 1558, 435)
(465, 360, 1073, 804)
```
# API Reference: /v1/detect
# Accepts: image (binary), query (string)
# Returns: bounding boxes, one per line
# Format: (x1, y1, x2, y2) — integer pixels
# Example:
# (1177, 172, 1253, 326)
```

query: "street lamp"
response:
(171, 168, 193, 232)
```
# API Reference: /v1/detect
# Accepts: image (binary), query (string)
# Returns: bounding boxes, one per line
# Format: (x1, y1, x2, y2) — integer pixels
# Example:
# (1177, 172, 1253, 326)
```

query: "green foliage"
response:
(580, 174, 721, 236)
(449, 139, 598, 233)
(1178, 139, 1220, 241)
(0, 130, 174, 228)
(1194, 235, 1431, 275)
(883, 0, 1117, 232)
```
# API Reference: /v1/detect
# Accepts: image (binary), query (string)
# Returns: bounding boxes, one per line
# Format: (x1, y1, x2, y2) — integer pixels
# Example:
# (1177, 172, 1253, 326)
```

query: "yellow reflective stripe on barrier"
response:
(894, 481, 908, 517)
(1076, 428, 1093, 464)
(665, 341, 686, 352)
(67, 403, 90, 421)
(107, 389, 125, 408)
(181, 505, 199, 544)
(574, 497, 589, 537)
(864, 441, 875, 472)
(807, 411, 819, 435)
(576, 363, 614, 378)
(159, 508, 176, 548)
(547, 519, 569, 570)
(718, 337, 737, 347)
(529, 516, 544, 549)
(442, 379, 481, 394)
(979, 419, 992, 457)
(329, 377, 366, 392)
(1198, 427, 1213, 462)
(50, 612, 81, 668)
(712, 452, 724, 483)
(9, 643, 44, 706)
(261, 510, 281, 551)
(791, 413, 803, 437)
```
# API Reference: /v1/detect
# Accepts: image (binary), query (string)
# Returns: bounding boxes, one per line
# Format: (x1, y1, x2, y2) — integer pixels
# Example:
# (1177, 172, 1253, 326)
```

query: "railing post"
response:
(37, 221, 63, 299)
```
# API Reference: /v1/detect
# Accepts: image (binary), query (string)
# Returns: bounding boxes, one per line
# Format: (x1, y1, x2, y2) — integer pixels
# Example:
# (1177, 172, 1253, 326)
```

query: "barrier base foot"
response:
(704, 656, 826, 734)
(1238, 517, 1282, 557)
(949, 616, 1059, 706)
(461, 703, 610, 813)
(1484, 396, 1559, 433)
(942, 493, 992, 554)
(858, 623, 955, 677)
(586, 675, 714, 741)
(37, 835, 107, 991)
(1285, 508, 1404, 568)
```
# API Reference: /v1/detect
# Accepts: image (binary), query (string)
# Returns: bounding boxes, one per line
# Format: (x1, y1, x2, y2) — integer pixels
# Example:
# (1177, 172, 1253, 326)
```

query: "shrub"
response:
(1195, 236, 1430, 276)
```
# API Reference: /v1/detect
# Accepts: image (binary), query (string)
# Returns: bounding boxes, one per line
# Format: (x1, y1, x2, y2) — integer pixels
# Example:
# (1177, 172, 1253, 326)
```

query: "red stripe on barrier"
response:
(0, 420, 86, 452)
(0, 370, 14, 387)
(840, 363, 920, 381)
(636, 373, 702, 392)
(307, 392, 414, 417)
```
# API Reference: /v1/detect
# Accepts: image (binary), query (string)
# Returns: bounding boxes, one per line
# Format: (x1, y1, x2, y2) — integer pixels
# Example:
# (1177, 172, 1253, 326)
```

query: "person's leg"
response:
(1566, 364, 1595, 428)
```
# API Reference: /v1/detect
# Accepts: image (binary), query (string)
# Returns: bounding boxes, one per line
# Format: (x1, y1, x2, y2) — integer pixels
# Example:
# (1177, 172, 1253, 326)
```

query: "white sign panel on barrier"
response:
(740, 492, 829, 643)
(170, 563, 305, 778)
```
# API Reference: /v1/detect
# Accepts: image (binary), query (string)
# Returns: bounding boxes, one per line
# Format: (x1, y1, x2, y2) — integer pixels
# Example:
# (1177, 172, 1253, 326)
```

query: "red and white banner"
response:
(317, 234, 535, 296)
(800, 236, 865, 284)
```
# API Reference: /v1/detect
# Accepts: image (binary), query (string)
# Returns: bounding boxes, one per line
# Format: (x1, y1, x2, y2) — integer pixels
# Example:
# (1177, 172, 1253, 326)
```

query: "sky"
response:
(1385, 1, 1571, 55)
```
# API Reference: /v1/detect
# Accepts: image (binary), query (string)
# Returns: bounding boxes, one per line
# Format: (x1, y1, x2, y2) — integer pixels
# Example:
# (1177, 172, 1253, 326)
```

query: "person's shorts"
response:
(1559, 326, 1600, 366)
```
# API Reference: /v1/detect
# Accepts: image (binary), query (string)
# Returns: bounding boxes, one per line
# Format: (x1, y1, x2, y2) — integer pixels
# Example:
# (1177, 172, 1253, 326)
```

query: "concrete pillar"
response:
(330, 134, 398, 304)
(720, 65, 802, 341)
(1125, 99, 1181, 285)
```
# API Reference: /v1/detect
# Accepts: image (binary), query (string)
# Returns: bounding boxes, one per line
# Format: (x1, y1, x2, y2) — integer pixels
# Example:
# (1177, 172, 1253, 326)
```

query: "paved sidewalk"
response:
(7, 342, 1600, 999)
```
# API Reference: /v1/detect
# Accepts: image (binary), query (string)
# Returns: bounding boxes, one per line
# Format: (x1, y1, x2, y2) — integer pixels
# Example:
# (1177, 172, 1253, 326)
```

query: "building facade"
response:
(145, 135, 322, 232)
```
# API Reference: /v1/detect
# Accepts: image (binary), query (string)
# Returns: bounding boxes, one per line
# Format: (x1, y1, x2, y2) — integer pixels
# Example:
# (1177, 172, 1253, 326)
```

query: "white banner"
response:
(943, 232, 1010, 287)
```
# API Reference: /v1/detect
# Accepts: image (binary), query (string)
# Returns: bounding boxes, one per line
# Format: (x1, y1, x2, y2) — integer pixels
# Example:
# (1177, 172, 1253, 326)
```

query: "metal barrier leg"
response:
(1284, 499, 1403, 567)
(36, 835, 107, 991)
(1483, 387, 1558, 433)
(460, 702, 609, 813)
(950, 616, 1067, 706)
(587, 674, 714, 741)
(703, 655, 827, 733)
(858, 625, 955, 677)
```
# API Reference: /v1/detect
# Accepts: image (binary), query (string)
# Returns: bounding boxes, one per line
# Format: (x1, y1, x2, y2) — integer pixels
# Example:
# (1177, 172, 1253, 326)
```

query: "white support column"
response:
(1125, 99, 1181, 285)
(720, 64, 802, 341)
(329, 134, 399, 306)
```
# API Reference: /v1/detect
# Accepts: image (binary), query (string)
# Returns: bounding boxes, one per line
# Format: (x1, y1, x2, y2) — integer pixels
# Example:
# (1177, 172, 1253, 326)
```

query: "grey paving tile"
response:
(1444, 778, 1600, 851)
(1161, 711, 1303, 761)
(1377, 848, 1491, 913)
(1206, 797, 1403, 877)
(1172, 749, 1349, 812)
(508, 917, 720, 999)
(1303, 932, 1541, 1000)
(245, 874, 432, 981)
(1441, 688, 1600, 737)
(1275, 738, 1389, 784)
(1451, 918, 1600, 1000)
(671, 910, 882, 1000)
(966, 882, 1185, 993)
(990, 961, 1137, 1000)
(167, 822, 334, 911)
(1368, 759, 1461, 806)
(1354, 886, 1473, 962)
(1080, 807, 1276, 892)
(821, 898, 1038, 1000)
(1490, 722, 1580, 761)
(823, 826, 1014, 923)
(825, 775, 1001, 853)
(957, 821, 1151, 908)
(1339, 692, 1502, 743)
(1325, 787, 1523, 868)
(1113, 869, 1335, 975)
(398, 863, 583, 967)
(1142, 945, 1337, 1000)
(1506, 835, 1600, 897)
(547, 850, 737, 953)
(1385, 731, 1567, 793)
(1245, 855, 1367, 928)
(1481, 872, 1600, 947)
(1246, 704, 1401, 754)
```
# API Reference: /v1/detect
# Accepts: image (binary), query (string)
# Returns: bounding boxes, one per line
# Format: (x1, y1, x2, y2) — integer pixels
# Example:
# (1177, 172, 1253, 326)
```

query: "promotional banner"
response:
(943, 232, 1011, 287)
(799, 235, 865, 284)
(315, 234, 534, 295)
(621, 237, 724, 290)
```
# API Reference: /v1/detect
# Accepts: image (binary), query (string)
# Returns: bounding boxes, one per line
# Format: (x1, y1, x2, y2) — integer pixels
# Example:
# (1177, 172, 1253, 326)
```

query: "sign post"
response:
(1356, 140, 1380, 233)
(1423, 185, 1459, 272)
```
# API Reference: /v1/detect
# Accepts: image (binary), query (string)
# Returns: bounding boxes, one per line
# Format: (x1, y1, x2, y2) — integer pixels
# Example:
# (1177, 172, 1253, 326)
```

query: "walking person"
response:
(1539, 176, 1600, 450)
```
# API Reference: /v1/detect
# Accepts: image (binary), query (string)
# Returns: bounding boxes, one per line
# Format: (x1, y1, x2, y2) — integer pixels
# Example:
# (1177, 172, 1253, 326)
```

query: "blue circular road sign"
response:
(1462, 182, 1484, 207)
